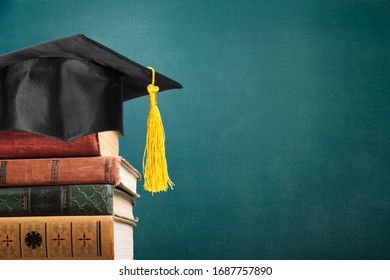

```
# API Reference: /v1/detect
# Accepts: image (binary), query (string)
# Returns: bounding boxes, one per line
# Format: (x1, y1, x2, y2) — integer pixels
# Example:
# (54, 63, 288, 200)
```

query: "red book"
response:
(0, 130, 119, 159)
(0, 156, 140, 196)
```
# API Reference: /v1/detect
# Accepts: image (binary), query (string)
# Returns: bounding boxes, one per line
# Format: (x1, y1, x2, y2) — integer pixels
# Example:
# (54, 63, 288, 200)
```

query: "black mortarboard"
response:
(0, 34, 182, 141)
(0, 34, 182, 193)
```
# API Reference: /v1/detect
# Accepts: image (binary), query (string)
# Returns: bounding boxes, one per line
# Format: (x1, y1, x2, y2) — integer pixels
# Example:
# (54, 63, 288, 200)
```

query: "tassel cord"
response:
(142, 67, 174, 193)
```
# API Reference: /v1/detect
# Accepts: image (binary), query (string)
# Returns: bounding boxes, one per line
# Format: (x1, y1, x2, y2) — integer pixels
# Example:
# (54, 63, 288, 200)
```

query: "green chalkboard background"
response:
(0, 0, 389, 260)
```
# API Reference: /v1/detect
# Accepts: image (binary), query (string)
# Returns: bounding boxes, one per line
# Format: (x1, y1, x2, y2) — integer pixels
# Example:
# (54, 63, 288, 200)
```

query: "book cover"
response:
(0, 130, 119, 159)
(0, 184, 136, 220)
(0, 215, 136, 259)
(0, 156, 140, 196)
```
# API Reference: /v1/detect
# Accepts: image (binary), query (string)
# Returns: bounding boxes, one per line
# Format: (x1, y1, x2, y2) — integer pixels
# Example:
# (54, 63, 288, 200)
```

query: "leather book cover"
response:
(0, 215, 116, 259)
(0, 184, 115, 216)
(0, 130, 119, 159)
(0, 156, 121, 187)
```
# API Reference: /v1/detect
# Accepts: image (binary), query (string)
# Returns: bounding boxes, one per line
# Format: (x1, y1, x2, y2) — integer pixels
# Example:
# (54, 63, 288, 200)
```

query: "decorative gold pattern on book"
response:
(0, 222, 20, 258)
(0, 219, 102, 259)
(47, 221, 72, 258)
(50, 160, 60, 184)
(74, 221, 101, 258)
(0, 161, 7, 184)
(22, 221, 46, 258)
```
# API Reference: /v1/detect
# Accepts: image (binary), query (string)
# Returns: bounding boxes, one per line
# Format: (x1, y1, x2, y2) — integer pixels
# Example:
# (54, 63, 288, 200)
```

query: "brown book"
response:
(0, 156, 141, 196)
(0, 215, 136, 259)
(0, 130, 120, 159)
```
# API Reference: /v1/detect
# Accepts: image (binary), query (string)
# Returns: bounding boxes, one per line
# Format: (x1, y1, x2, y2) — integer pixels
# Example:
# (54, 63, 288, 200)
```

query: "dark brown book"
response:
(0, 130, 119, 159)
(0, 156, 140, 196)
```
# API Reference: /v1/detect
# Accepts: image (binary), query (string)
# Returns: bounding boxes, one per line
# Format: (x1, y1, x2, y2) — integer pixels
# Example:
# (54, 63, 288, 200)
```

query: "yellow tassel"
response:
(143, 67, 174, 193)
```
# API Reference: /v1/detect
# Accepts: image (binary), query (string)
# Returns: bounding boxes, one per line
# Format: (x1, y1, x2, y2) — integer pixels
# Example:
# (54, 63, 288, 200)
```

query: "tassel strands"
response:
(143, 67, 174, 193)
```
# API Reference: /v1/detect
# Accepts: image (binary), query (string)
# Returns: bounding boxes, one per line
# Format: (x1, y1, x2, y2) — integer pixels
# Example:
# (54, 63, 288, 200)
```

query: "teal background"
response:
(0, 0, 389, 259)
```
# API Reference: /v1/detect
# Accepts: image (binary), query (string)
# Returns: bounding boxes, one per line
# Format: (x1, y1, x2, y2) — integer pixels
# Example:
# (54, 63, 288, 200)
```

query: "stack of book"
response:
(0, 130, 140, 260)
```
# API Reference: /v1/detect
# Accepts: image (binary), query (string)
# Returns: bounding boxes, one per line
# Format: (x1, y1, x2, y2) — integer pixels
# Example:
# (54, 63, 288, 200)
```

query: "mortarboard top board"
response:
(0, 34, 182, 141)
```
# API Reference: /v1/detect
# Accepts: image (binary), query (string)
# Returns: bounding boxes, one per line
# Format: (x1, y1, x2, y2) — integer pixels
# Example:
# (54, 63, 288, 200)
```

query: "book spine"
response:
(0, 185, 114, 217)
(0, 215, 115, 259)
(0, 130, 100, 159)
(0, 156, 121, 187)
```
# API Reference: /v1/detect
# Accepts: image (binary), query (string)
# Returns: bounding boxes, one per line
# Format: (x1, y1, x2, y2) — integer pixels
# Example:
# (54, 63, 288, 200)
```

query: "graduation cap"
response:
(0, 34, 182, 193)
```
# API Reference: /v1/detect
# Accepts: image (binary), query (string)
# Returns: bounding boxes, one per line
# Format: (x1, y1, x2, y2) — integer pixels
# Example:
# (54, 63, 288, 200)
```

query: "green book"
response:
(0, 185, 136, 221)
